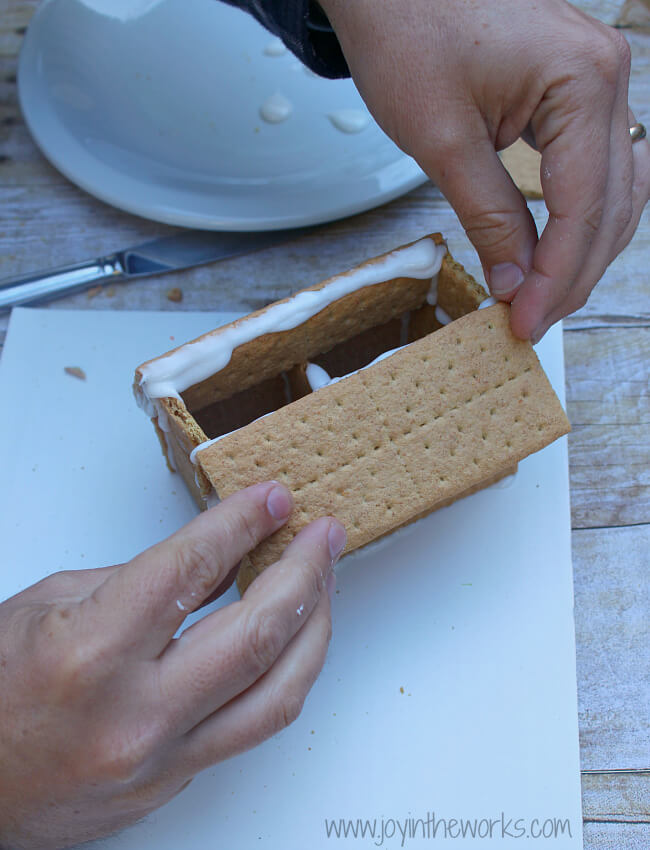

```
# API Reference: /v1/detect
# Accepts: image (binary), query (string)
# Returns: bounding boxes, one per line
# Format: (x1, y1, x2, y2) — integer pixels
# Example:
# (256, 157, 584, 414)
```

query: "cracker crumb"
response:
(86, 285, 102, 299)
(399, 686, 405, 694)
(64, 366, 86, 381)
(167, 287, 183, 302)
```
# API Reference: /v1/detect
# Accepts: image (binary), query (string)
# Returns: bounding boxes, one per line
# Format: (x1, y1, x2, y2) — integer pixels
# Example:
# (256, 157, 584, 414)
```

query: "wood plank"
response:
(582, 771, 650, 850)
(581, 0, 637, 23)
(584, 824, 650, 850)
(582, 772, 650, 820)
(616, 0, 650, 29)
(0, 185, 647, 331)
(565, 328, 650, 528)
(573, 525, 650, 768)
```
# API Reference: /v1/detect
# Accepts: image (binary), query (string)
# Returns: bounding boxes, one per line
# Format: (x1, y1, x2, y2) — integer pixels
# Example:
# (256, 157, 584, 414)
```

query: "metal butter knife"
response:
(0, 227, 315, 311)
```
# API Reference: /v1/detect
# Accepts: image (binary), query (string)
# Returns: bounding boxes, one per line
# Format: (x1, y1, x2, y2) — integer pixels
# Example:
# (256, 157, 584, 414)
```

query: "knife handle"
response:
(0, 256, 125, 311)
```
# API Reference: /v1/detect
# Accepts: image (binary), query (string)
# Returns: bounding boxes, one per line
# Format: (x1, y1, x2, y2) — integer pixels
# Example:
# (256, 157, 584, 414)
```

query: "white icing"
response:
(259, 92, 292, 124)
(478, 296, 497, 310)
(305, 362, 331, 390)
(328, 109, 371, 134)
(190, 410, 275, 463)
(190, 434, 225, 465)
(163, 437, 177, 472)
(309, 344, 408, 392)
(426, 276, 438, 306)
(435, 305, 453, 325)
(204, 491, 221, 509)
(263, 38, 287, 56)
(489, 470, 518, 490)
(152, 398, 169, 432)
(150, 398, 176, 471)
(341, 511, 422, 566)
(137, 238, 446, 402)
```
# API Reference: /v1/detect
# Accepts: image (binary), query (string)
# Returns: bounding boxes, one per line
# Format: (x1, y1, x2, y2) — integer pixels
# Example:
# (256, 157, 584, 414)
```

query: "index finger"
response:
(81, 481, 293, 657)
(156, 516, 344, 738)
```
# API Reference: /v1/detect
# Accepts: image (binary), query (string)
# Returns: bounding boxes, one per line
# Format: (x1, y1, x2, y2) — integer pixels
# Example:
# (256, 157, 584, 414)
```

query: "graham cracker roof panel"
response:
(198, 304, 570, 578)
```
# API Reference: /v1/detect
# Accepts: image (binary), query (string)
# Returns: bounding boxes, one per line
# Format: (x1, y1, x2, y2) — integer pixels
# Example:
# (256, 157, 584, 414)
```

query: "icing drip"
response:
(435, 305, 453, 326)
(328, 109, 371, 134)
(305, 362, 331, 390)
(263, 38, 287, 56)
(259, 92, 292, 124)
(478, 296, 497, 310)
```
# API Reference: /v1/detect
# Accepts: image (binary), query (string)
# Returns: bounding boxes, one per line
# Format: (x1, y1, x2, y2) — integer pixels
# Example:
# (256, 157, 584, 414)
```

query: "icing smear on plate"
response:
(328, 109, 371, 134)
(259, 93, 293, 124)
(263, 38, 287, 57)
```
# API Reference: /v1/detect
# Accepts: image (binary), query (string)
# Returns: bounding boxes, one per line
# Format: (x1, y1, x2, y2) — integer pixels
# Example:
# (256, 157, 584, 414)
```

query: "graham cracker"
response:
(194, 304, 569, 593)
(134, 234, 570, 596)
(136, 234, 447, 413)
(500, 139, 543, 200)
(136, 234, 479, 493)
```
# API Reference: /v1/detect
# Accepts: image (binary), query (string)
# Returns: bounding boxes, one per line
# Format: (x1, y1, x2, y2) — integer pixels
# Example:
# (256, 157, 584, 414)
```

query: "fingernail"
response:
(327, 520, 347, 564)
(489, 262, 525, 295)
(326, 570, 337, 602)
(266, 484, 292, 520)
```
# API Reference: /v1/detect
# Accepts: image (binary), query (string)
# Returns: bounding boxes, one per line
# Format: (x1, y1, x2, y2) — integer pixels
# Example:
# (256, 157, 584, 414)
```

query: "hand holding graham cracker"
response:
(134, 234, 570, 592)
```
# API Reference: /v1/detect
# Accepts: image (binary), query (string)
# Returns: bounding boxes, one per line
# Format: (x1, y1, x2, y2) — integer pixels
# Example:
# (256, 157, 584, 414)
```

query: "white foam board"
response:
(0, 308, 582, 848)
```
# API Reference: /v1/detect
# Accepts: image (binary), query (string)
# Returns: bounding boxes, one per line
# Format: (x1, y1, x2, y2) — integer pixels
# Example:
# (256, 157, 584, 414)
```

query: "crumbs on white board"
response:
(64, 366, 87, 381)
(259, 92, 293, 124)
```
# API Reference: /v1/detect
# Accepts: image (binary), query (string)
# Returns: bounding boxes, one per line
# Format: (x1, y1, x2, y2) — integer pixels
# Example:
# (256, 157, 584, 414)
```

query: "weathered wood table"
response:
(1, 1, 648, 846)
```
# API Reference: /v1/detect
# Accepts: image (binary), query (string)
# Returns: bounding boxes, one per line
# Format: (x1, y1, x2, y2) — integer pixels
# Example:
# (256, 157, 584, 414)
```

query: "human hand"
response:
(0, 481, 344, 849)
(319, 0, 650, 341)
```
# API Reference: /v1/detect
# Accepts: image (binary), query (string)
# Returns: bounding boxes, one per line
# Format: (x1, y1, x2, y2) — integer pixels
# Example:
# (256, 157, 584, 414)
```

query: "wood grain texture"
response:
(565, 329, 650, 528)
(582, 772, 650, 849)
(582, 772, 650, 820)
(573, 525, 650, 768)
(616, 0, 650, 29)
(1, 1, 649, 845)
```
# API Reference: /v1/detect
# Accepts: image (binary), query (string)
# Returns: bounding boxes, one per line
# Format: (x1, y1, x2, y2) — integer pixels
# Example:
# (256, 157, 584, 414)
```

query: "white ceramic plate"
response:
(18, 0, 428, 230)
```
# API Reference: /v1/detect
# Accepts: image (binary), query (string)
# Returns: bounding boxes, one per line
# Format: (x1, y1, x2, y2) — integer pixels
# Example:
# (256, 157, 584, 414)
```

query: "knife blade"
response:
(0, 227, 315, 311)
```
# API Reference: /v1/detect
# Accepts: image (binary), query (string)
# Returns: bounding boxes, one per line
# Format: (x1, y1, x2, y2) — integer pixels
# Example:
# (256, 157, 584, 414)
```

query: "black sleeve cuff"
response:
(220, 0, 350, 79)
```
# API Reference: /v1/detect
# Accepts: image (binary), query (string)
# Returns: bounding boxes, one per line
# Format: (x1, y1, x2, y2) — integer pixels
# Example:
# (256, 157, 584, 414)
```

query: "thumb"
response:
(424, 130, 539, 299)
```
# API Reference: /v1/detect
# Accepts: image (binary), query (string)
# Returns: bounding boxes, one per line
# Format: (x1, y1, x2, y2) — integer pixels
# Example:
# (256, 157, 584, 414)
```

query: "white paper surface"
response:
(0, 308, 582, 849)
